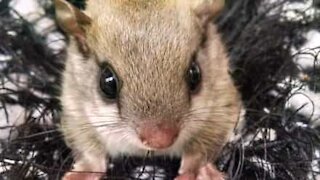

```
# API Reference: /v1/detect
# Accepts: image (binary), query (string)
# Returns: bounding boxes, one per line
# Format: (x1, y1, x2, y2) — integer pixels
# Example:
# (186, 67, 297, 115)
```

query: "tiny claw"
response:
(176, 164, 225, 180)
(63, 172, 103, 180)
(175, 172, 196, 180)
(196, 164, 225, 180)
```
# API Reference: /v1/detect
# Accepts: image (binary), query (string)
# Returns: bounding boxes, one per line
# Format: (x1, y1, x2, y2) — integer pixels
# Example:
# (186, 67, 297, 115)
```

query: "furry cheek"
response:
(83, 97, 150, 156)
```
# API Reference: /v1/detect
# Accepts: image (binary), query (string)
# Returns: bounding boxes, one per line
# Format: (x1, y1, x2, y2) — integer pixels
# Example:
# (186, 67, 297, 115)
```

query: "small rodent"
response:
(55, 0, 241, 179)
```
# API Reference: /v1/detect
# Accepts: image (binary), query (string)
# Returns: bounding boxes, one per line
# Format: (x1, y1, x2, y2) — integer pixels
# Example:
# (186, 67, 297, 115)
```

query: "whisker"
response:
(14, 129, 61, 140)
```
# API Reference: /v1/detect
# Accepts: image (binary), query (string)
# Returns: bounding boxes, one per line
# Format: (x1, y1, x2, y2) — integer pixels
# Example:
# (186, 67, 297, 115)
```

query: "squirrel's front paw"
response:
(176, 163, 225, 180)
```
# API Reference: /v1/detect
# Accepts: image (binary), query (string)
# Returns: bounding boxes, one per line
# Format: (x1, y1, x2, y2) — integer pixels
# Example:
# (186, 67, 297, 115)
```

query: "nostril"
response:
(139, 123, 179, 149)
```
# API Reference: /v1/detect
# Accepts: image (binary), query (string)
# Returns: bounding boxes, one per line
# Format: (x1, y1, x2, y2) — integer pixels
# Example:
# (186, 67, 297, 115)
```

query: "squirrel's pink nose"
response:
(139, 123, 179, 149)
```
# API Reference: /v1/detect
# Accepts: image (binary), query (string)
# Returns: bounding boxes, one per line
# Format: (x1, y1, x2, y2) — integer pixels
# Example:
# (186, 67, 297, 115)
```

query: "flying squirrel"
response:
(55, 0, 241, 179)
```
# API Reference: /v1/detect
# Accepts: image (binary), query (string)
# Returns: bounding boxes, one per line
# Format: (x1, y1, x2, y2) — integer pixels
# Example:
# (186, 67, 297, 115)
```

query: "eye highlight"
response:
(99, 64, 120, 99)
(187, 60, 202, 93)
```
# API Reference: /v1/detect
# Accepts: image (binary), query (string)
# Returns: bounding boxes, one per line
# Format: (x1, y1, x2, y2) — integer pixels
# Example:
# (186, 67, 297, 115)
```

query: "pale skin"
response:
(55, 0, 241, 179)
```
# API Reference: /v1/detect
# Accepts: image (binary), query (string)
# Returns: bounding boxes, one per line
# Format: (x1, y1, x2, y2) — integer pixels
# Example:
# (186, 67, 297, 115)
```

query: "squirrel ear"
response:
(191, 0, 225, 23)
(54, 0, 91, 39)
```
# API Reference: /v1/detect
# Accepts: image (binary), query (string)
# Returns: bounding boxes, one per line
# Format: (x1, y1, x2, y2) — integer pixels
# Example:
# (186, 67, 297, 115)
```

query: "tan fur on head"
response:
(55, 0, 225, 33)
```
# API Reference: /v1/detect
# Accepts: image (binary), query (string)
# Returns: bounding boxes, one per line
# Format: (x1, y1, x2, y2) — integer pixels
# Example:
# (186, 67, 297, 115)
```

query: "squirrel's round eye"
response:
(100, 65, 119, 99)
(187, 61, 202, 93)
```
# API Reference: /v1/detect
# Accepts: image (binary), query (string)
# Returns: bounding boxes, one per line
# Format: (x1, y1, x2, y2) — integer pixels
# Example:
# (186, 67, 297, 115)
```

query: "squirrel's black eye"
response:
(100, 65, 119, 99)
(187, 61, 201, 93)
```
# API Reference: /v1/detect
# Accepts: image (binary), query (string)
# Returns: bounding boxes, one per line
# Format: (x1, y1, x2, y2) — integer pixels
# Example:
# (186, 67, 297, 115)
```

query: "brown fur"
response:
(56, 0, 240, 178)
